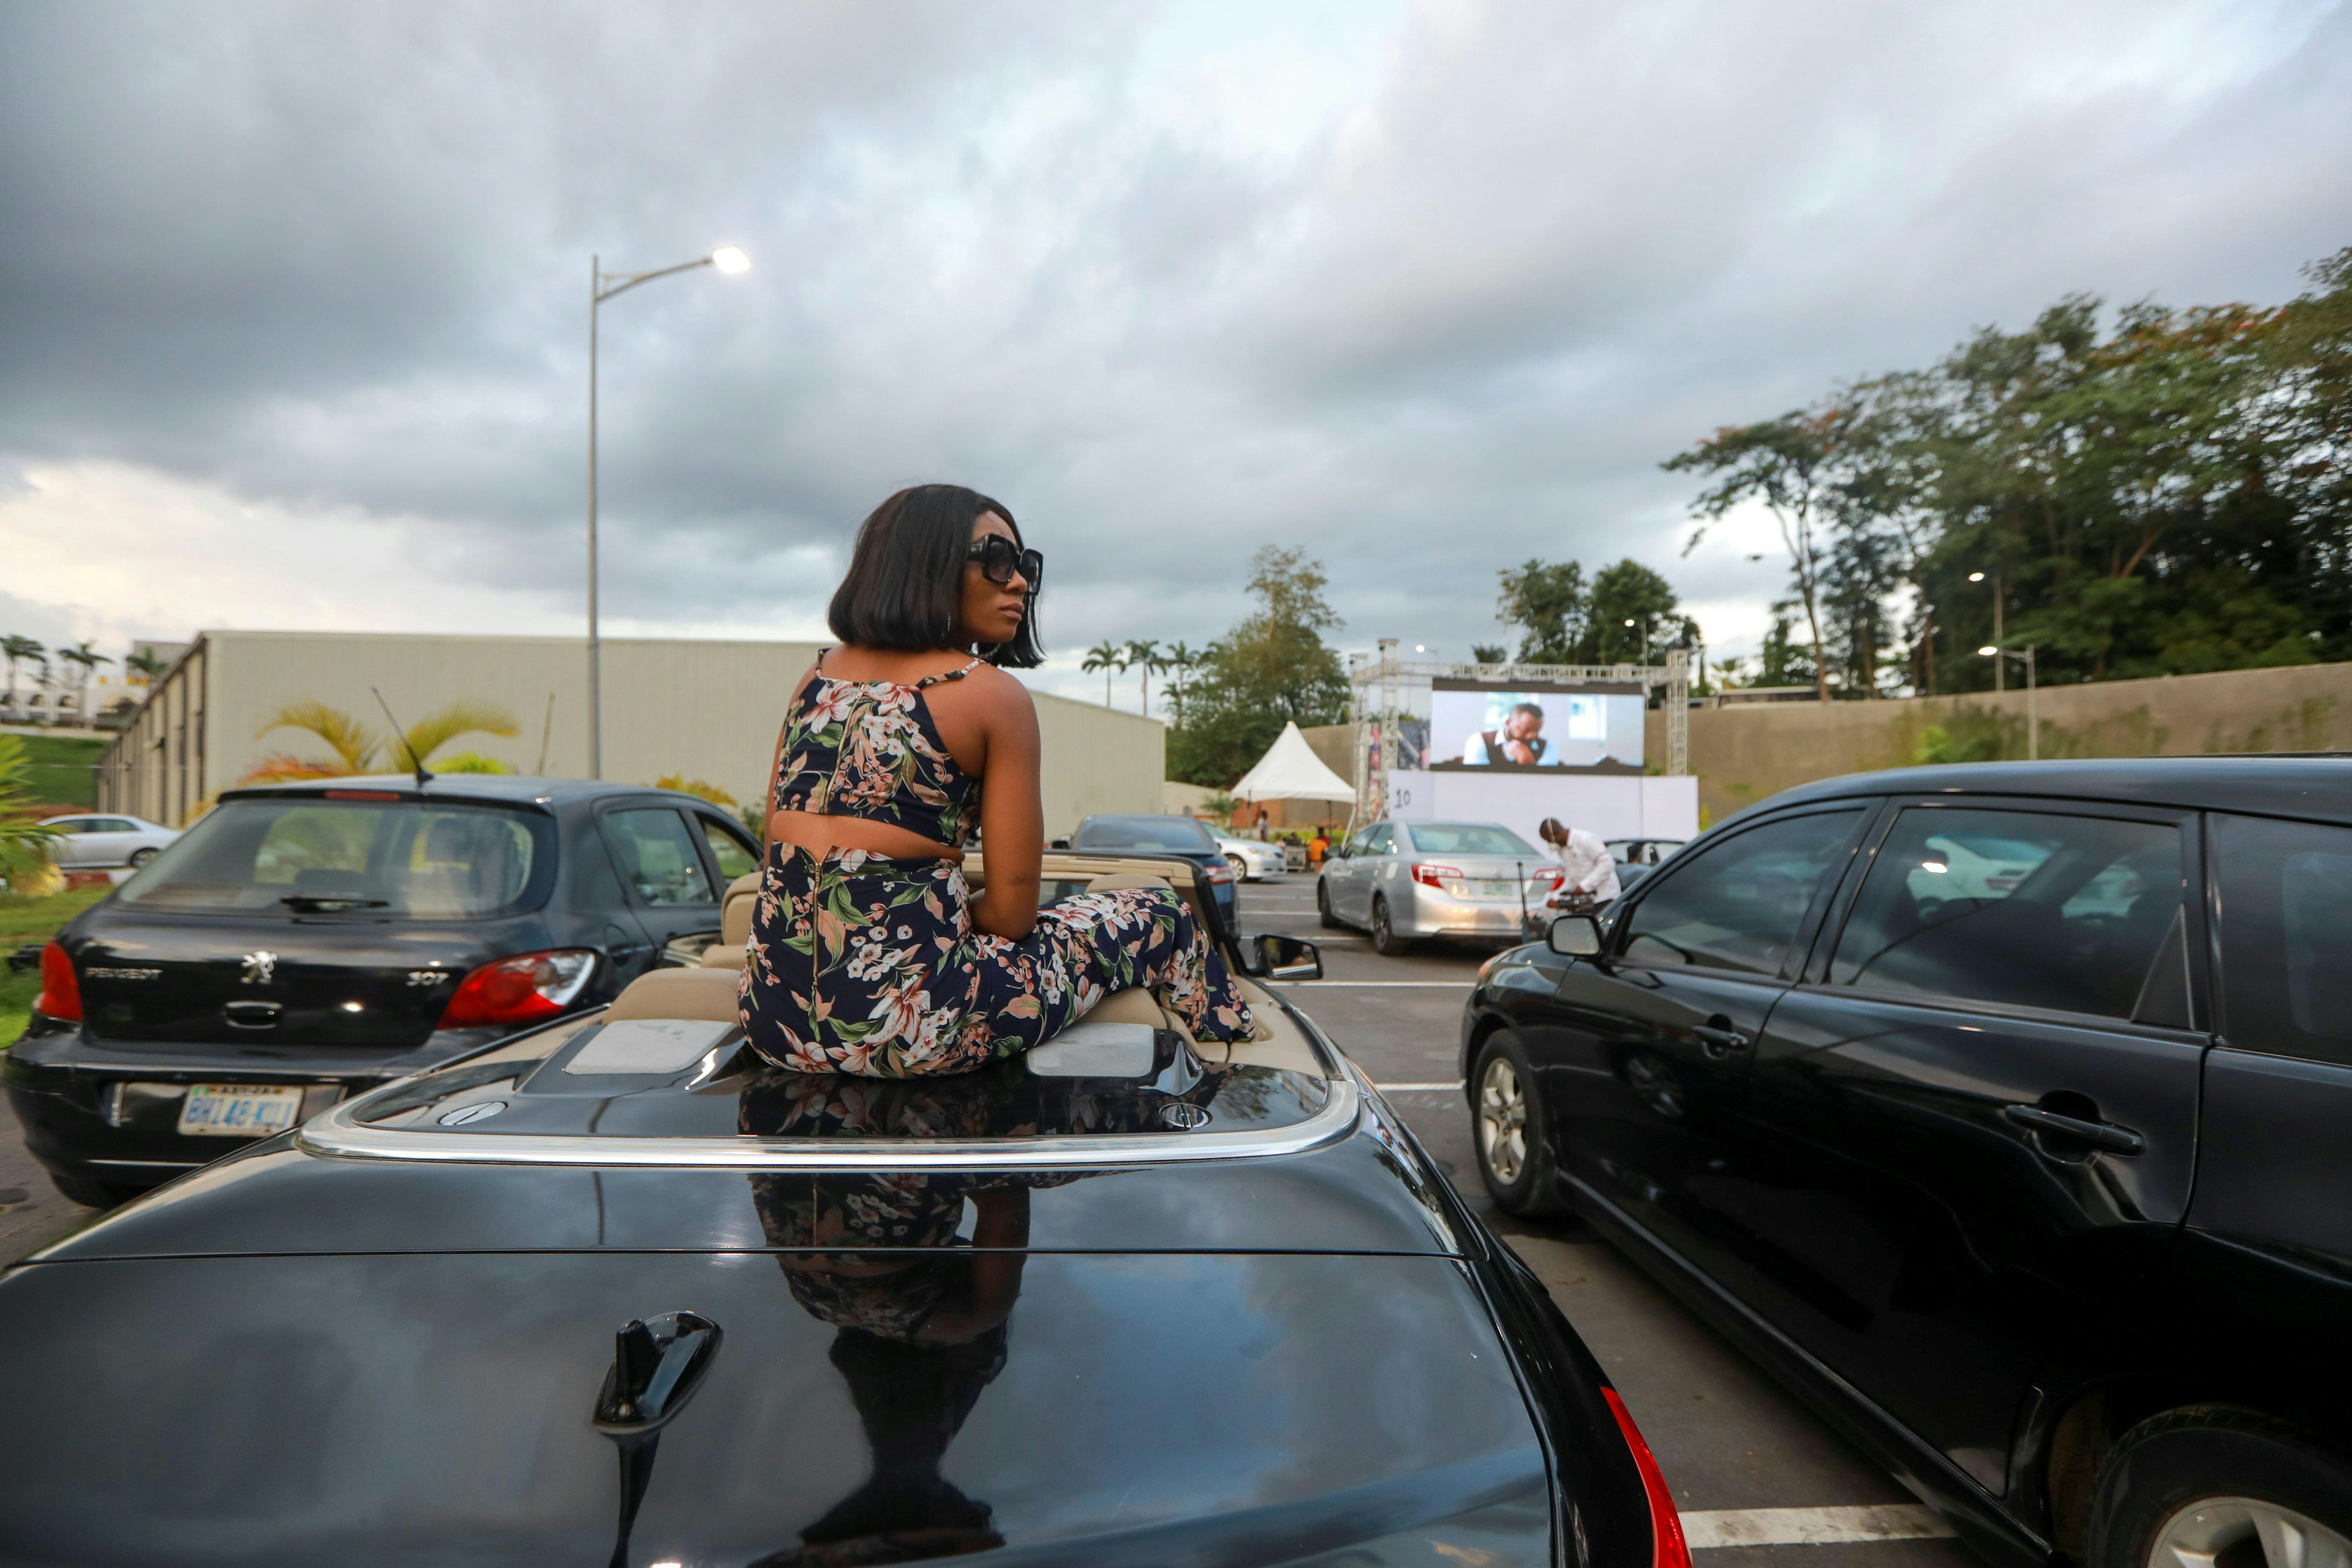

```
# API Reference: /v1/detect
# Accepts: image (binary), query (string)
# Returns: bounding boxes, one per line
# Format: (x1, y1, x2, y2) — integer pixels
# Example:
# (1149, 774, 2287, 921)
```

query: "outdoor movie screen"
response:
(1419, 678, 1646, 772)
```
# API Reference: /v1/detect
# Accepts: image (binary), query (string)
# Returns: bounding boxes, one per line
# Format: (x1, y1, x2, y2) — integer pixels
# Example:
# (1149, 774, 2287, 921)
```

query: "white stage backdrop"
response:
(1385, 771, 1698, 850)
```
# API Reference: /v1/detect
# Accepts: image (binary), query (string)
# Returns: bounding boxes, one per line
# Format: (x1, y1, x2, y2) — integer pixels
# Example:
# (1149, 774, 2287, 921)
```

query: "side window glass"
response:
(2214, 815, 2352, 1064)
(1363, 826, 1394, 856)
(1831, 808, 2185, 1021)
(605, 809, 718, 907)
(1619, 810, 1861, 976)
(701, 816, 758, 884)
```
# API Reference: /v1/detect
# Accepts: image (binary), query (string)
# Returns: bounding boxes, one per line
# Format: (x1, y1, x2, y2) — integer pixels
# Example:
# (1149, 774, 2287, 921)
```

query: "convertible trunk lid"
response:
(0, 1248, 1554, 1567)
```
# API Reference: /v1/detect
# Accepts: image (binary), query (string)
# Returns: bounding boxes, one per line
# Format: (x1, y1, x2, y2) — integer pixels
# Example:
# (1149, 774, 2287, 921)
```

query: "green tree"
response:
(245, 699, 521, 784)
(1125, 638, 1162, 717)
(1494, 559, 1587, 662)
(0, 734, 63, 892)
(1, 636, 42, 710)
(55, 641, 112, 725)
(1080, 641, 1125, 707)
(1159, 641, 1202, 724)
(1585, 560, 1684, 665)
(1169, 546, 1350, 786)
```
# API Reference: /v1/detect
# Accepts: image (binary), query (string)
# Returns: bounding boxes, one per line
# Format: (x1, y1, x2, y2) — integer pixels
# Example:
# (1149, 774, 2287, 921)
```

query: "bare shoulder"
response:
(960, 662, 1035, 715)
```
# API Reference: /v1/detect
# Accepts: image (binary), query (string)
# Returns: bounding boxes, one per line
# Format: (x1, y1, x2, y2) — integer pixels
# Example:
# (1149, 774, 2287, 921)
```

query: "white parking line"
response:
(1681, 1505, 1955, 1549)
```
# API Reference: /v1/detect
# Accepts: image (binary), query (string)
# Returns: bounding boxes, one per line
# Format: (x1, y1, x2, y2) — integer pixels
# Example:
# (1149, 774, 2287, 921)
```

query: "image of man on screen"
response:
(1463, 701, 1553, 766)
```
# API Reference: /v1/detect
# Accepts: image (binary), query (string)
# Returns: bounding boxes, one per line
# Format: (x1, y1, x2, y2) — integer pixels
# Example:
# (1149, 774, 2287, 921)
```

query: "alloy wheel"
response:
(1479, 1057, 1528, 1185)
(2147, 1498, 2352, 1568)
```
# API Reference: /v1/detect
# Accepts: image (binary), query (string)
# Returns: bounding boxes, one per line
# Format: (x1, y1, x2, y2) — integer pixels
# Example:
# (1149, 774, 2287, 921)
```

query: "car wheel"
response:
(1370, 894, 1411, 956)
(127, 847, 158, 869)
(1472, 1033, 1563, 1217)
(1226, 853, 1249, 882)
(50, 1172, 141, 1209)
(1317, 879, 1343, 930)
(2089, 1406, 2352, 1568)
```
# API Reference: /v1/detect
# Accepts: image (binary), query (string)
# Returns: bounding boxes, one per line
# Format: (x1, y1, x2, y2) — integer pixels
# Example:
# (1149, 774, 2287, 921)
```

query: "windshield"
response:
(1075, 816, 1216, 851)
(1405, 823, 1539, 856)
(120, 797, 552, 918)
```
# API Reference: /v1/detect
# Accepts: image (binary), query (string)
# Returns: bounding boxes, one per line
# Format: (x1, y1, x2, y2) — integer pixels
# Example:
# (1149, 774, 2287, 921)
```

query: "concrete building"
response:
(97, 630, 1167, 835)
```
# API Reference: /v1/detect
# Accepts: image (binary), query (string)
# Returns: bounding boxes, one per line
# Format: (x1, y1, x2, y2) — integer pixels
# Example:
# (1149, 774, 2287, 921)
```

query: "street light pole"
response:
(585, 244, 750, 779)
(1977, 643, 2038, 760)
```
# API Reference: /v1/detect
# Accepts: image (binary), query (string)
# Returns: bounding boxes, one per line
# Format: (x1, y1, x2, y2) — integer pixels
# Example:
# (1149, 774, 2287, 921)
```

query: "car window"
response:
(2214, 815, 2352, 1064)
(43, 820, 84, 835)
(1361, 825, 1395, 856)
(1829, 807, 2186, 1022)
(605, 808, 718, 907)
(1618, 810, 1863, 976)
(1404, 823, 1539, 856)
(1074, 816, 1216, 851)
(699, 816, 758, 883)
(119, 799, 545, 917)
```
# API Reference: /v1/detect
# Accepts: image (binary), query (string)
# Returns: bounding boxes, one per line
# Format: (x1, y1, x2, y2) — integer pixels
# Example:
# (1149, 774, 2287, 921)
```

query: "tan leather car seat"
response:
(1084, 870, 1175, 894)
(699, 871, 763, 970)
(606, 966, 743, 1023)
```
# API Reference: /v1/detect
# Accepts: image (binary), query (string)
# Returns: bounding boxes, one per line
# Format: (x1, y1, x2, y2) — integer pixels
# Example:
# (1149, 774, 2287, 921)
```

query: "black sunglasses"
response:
(967, 535, 1043, 589)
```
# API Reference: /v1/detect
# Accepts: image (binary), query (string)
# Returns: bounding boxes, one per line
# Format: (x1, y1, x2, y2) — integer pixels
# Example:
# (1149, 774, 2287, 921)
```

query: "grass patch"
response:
(1, 885, 112, 1045)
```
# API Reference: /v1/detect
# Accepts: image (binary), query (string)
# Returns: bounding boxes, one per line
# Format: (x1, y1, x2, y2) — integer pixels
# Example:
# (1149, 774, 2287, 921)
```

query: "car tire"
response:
(1370, 894, 1411, 956)
(1226, 853, 1249, 882)
(127, 847, 158, 869)
(2089, 1406, 2352, 1568)
(50, 1172, 141, 1210)
(1317, 879, 1343, 930)
(1472, 1033, 1564, 1217)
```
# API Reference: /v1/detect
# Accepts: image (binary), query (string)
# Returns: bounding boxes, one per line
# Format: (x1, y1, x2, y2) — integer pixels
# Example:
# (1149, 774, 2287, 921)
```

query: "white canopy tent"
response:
(1229, 721, 1356, 803)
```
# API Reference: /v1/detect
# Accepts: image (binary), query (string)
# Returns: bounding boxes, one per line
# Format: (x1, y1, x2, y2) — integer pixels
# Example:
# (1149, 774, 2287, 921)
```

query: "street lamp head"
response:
(1624, 618, 1637, 628)
(1967, 571, 1985, 582)
(710, 246, 752, 275)
(1978, 645, 2000, 658)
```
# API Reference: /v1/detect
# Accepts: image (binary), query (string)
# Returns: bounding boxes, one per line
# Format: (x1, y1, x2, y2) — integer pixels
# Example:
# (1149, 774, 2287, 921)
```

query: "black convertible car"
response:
(1462, 757, 2352, 1568)
(0, 851, 1684, 1568)
(8, 774, 761, 1205)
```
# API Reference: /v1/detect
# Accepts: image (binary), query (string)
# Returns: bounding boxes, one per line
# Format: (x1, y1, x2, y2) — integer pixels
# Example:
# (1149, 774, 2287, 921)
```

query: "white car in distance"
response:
(41, 813, 181, 870)
(1211, 831, 1288, 882)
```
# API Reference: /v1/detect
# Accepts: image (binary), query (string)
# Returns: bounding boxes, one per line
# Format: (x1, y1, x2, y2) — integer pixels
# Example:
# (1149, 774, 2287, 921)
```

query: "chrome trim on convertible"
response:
(297, 1018, 1359, 1171)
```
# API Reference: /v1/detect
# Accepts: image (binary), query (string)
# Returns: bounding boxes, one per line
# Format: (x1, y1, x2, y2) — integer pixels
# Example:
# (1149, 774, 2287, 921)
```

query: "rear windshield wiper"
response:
(279, 894, 391, 911)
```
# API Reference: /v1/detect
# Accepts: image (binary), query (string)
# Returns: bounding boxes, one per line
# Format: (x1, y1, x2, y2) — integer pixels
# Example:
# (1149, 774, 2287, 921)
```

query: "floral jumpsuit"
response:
(739, 655, 1256, 1076)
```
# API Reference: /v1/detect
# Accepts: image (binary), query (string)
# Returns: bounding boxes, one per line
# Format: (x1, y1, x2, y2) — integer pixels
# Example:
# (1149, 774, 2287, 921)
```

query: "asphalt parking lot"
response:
(0, 874, 1977, 1563)
(1241, 872, 1976, 1567)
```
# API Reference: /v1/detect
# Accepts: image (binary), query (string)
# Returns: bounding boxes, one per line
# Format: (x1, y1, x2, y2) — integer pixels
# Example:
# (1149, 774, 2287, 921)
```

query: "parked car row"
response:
(1461, 757, 2352, 1568)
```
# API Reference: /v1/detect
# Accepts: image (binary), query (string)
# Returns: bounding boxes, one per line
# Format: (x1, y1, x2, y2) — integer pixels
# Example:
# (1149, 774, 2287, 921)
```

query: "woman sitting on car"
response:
(740, 484, 1256, 1077)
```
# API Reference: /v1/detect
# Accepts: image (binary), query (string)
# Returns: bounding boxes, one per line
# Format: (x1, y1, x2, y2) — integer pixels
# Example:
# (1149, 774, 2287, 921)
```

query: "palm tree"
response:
(1160, 641, 1200, 726)
(2, 635, 42, 714)
(1125, 639, 1162, 717)
(0, 734, 64, 893)
(1080, 641, 1126, 707)
(55, 641, 112, 728)
(244, 699, 521, 784)
(123, 647, 170, 687)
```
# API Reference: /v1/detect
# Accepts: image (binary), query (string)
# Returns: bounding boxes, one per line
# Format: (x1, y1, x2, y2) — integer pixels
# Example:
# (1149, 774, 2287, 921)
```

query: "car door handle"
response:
(1693, 1023, 1751, 1057)
(2002, 1104, 2147, 1156)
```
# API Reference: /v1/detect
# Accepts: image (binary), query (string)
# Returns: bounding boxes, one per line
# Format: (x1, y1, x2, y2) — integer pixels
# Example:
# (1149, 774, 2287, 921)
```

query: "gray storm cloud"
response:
(2, 0, 2347, 670)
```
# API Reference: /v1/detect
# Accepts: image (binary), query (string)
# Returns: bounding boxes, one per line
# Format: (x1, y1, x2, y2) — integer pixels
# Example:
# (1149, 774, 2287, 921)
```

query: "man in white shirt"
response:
(1539, 818, 1620, 905)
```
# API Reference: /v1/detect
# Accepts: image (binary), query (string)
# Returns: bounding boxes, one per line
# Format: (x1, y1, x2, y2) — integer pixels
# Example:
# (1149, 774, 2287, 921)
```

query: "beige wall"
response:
(102, 631, 1164, 837)
(1649, 660, 2352, 825)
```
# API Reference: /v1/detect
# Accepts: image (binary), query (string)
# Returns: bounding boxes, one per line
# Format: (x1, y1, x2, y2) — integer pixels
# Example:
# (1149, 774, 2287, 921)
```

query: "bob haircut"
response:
(825, 484, 1043, 669)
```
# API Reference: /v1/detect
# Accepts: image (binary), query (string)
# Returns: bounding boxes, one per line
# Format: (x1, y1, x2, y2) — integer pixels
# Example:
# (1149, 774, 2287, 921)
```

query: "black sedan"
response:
(7, 774, 761, 1205)
(1461, 757, 2352, 1568)
(1067, 813, 1240, 925)
(0, 853, 1684, 1567)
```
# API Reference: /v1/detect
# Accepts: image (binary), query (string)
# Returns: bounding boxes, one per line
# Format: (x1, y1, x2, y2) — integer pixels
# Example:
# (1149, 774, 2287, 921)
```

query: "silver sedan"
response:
(40, 813, 181, 870)
(1212, 832, 1289, 881)
(1315, 819, 1557, 956)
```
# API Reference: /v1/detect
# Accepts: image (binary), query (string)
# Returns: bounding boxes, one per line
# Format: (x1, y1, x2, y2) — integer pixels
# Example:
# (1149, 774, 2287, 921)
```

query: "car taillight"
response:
(1411, 863, 1464, 888)
(34, 941, 81, 1023)
(1603, 1387, 1691, 1568)
(1533, 869, 1564, 891)
(1205, 863, 1235, 885)
(439, 949, 597, 1028)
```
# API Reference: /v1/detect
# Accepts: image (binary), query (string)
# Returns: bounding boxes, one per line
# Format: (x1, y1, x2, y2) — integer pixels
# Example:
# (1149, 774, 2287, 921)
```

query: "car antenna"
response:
(371, 687, 434, 789)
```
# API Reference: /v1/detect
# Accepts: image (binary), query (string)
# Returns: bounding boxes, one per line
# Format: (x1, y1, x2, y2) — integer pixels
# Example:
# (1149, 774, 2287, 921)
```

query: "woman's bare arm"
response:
(972, 677, 1042, 940)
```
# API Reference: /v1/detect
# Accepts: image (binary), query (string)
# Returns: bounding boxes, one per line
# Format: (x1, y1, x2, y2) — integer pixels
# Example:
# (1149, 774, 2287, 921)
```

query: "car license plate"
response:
(1479, 880, 1513, 899)
(176, 1084, 306, 1138)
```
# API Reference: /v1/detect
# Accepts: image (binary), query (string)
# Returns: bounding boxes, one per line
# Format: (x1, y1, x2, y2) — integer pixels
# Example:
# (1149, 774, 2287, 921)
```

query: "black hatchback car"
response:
(1068, 813, 1240, 925)
(1460, 758, 2352, 1568)
(7, 774, 760, 1205)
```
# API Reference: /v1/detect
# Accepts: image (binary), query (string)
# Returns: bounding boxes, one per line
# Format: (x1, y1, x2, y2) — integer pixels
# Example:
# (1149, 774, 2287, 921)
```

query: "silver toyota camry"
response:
(1314, 819, 1558, 956)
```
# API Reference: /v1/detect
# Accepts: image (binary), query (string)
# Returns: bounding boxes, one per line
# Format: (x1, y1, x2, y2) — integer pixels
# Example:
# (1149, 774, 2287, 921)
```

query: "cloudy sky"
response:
(4, 0, 2347, 706)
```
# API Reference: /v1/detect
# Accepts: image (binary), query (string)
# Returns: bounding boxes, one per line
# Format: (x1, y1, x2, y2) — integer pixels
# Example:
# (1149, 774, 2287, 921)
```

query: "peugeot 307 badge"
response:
(240, 950, 278, 986)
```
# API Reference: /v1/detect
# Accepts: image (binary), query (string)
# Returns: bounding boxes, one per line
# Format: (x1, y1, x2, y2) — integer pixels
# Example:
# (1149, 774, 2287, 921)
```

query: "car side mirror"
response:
(1546, 914, 1604, 959)
(1242, 933, 1324, 982)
